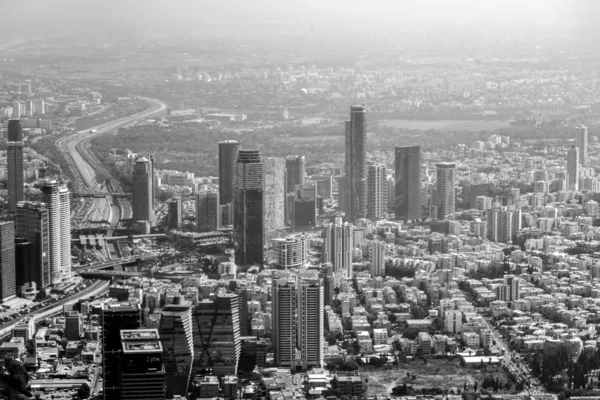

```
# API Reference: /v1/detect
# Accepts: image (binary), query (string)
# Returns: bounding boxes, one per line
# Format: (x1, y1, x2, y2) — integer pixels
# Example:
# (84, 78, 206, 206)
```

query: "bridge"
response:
(73, 193, 130, 198)
(74, 233, 166, 244)
(78, 270, 143, 279)
(73, 255, 149, 271)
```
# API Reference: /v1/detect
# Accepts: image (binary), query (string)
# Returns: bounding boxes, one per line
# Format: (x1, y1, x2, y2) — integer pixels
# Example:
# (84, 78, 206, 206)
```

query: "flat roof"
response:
(120, 329, 159, 341)
(122, 340, 162, 353)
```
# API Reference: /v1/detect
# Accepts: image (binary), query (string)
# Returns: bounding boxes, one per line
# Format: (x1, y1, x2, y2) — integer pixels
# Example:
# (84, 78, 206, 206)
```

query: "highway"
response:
(59, 96, 167, 228)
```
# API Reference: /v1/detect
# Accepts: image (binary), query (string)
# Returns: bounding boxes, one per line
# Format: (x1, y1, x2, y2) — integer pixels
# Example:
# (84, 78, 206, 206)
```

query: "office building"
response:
(342, 105, 367, 221)
(7, 120, 24, 213)
(196, 190, 220, 232)
(0, 222, 15, 303)
(322, 217, 353, 278)
(192, 293, 241, 377)
(367, 164, 387, 220)
(234, 150, 264, 266)
(394, 146, 422, 221)
(263, 157, 286, 233)
(65, 311, 83, 341)
(576, 125, 588, 166)
(567, 145, 579, 191)
(436, 162, 456, 219)
(15, 238, 37, 298)
(159, 297, 194, 398)
(319, 264, 335, 307)
(291, 182, 317, 231)
(132, 157, 154, 224)
(120, 329, 166, 400)
(311, 174, 333, 199)
(218, 140, 241, 205)
(285, 155, 306, 195)
(370, 241, 385, 277)
(167, 198, 183, 230)
(16, 201, 49, 290)
(298, 277, 324, 370)
(272, 271, 296, 368)
(41, 181, 70, 283)
(102, 302, 142, 400)
(273, 234, 308, 269)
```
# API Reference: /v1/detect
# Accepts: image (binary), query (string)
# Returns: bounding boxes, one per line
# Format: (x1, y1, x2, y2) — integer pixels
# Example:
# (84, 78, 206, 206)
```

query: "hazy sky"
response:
(0, 0, 592, 34)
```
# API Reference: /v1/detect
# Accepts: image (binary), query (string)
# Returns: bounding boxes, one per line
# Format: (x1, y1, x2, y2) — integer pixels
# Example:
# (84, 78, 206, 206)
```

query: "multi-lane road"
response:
(59, 96, 166, 228)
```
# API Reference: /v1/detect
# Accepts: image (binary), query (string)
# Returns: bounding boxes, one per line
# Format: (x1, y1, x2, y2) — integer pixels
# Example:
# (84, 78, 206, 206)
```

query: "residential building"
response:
(367, 164, 387, 220)
(0, 221, 15, 302)
(273, 235, 308, 269)
(41, 180, 70, 283)
(298, 277, 324, 370)
(436, 162, 456, 219)
(272, 271, 296, 368)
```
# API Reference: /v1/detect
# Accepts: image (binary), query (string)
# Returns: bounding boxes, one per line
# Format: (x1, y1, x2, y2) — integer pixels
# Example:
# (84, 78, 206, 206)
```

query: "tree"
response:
(77, 383, 91, 399)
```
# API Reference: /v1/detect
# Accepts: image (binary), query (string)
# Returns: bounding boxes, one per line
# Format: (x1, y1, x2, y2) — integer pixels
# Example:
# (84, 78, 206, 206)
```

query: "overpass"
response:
(78, 270, 143, 279)
(73, 193, 129, 198)
(73, 256, 148, 271)
(74, 233, 166, 244)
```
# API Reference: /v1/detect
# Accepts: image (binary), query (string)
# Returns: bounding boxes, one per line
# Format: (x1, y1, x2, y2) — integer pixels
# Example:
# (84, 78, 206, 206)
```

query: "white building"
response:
(272, 235, 308, 269)
(444, 310, 463, 334)
(370, 241, 385, 277)
(41, 180, 71, 283)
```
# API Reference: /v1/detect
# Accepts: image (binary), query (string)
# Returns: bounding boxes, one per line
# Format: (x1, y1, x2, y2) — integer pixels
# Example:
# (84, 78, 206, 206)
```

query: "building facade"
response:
(395, 146, 422, 221)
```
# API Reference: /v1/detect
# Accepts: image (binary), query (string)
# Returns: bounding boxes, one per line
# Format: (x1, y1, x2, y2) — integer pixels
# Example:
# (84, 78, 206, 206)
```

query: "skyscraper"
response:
(395, 146, 422, 221)
(436, 163, 456, 219)
(567, 145, 580, 191)
(0, 221, 16, 302)
(41, 181, 70, 283)
(167, 198, 183, 230)
(367, 164, 387, 220)
(272, 271, 296, 368)
(322, 217, 353, 278)
(16, 201, 50, 290)
(15, 238, 36, 298)
(343, 105, 368, 221)
(102, 302, 142, 400)
(7, 120, 24, 213)
(575, 125, 588, 166)
(234, 150, 264, 266)
(192, 293, 241, 377)
(120, 329, 166, 400)
(370, 241, 385, 277)
(132, 157, 154, 224)
(298, 277, 324, 370)
(285, 155, 306, 195)
(263, 157, 286, 233)
(159, 297, 194, 398)
(218, 140, 241, 205)
(196, 190, 220, 232)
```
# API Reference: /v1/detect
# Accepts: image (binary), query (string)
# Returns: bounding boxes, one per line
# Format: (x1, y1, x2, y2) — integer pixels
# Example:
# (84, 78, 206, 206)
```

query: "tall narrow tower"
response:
(16, 201, 50, 289)
(436, 162, 456, 220)
(272, 271, 296, 368)
(367, 164, 387, 220)
(575, 125, 588, 166)
(7, 120, 24, 213)
(567, 145, 580, 191)
(159, 297, 194, 398)
(132, 157, 154, 223)
(322, 217, 353, 278)
(263, 157, 286, 233)
(0, 221, 16, 302)
(298, 277, 324, 370)
(41, 181, 71, 283)
(343, 105, 367, 221)
(395, 146, 422, 221)
(218, 140, 241, 205)
(285, 155, 306, 194)
(234, 150, 264, 266)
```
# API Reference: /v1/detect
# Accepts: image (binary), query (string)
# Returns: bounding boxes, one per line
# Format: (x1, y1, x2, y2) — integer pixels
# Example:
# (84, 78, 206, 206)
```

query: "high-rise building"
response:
(291, 182, 317, 231)
(234, 150, 264, 266)
(272, 271, 296, 368)
(159, 297, 194, 398)
(436, 163, 456, 219)
(218, 140, 241, 206)
(41, 181, 70, 283)
(272, 235, 308, 269)
(7, 120, 24, 213)
(167, 198, 183, 230)
(0, 221, 16, 302)
(319, 263, 335, 307)
(322, 217, 353, 278)
(367, 164, 387, 220)
(15, 238, 36, 298)
(192, 293, 241, 377)
(285, 155, 306, 195)
(394, 146, 421, 221)
(343, 105, 367, 221)
(16, 201, 50, 290)
(311, 174, 333, 199)
(495, 275, 521, 303)
(298, 277, 324, 370)
(120, 329, 166, 400)
(576, 125, 588, 166)
(196, 190, 220, 232)
(102, 302, 142, 400)
(370, 241, 385, 277)
(132, 157, 154, 224)
(567, 145, 580, 191)
(263, 157, 286, 233)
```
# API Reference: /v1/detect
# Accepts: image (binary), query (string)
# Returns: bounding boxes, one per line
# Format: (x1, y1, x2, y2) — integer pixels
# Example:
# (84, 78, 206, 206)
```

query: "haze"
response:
(0, 0, 592, 37)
